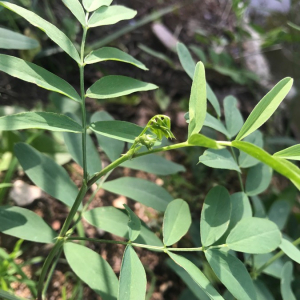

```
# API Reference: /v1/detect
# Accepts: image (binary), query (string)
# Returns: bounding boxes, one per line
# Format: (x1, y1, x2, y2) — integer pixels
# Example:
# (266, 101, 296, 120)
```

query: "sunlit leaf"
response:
(86, 75, 157, 99)
(188, 62, 207, 137)
(83, 0, 113, 12)
(168, 252, 225, 300)
(62, 0, 86, 25)
(15, 143, 79, 208)
(226, 217, 281, 254)
(187, 133, 221, 149)
(236, 78, 293, 140)
(205, 250, 257, 300)
(163, 199, 191, 246)
(232, 141, 300, 191)
(64, 243, 118, 300)
(0, 55, 81, 102)
(0, 112, 82, 132)
(90, 120, 144, 143)
(274, 144, 300, 160)
(118, 246, 146, 300)
(0, 2, 80, 62)
(83, 206, 163, 246)
(102, 177, 173, 211)
(177, 42, 220, 117)
(88, 5, 137, 27)
(199, 149, 241, 172)
(245, 163, 273, 196)
(0, 206, 57, 243)
(200, 186, 231, 247)
(85, 47, 148, 70)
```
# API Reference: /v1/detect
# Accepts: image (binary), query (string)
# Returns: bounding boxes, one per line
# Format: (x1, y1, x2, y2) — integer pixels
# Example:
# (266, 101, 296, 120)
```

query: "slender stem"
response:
(42, 248, 63, 300)
(229, 147, 245, 192)
(88, 142, 190, 186)
(37, 240, 64, 300)
(80, 26, 88, 182)
(67, 237, 128, 246)
(67, 237, 226, 252)
(255, 237, 300, 276)
(59, 183, 88, 237)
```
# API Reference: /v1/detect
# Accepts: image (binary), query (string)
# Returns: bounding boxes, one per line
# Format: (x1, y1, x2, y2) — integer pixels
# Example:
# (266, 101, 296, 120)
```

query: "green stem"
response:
(37, 240, 64, 300)
(0, 156, 18, 204)
(42, 247, 63, 300)
(80, 26, 88, 182)
(67, 237, 226, 252)
(255, 237, 300, 276)
(88, 142, 190, 186)
(229, 147, 245, 192)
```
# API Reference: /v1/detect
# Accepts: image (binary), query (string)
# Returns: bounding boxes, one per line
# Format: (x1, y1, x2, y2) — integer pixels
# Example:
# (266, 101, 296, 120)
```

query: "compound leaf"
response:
(83, 0, 113, 12)
(168, 252, 225, 300)
(83, 206, 163, 246)
(236, 78, 293, 140)
(0, 206, 57, 243)
(163, 199, 192, 246)
(0, 1, 80, 62)
(64, 243, 118, 300)
(205, 250, 257, 300)
(85, 47, 148, 70)
(118, 246, 146, 300)
(199, 149, 241, 172)
(14, 143, 79, 208)
(86, 75, 157, 99)
(0, 112, 82, 133)
(88, 5, 137, 27)
(0, 55, 81, 102)
(188, 62, 207, 137)
(123, 204, 141, 241)
(226, 217, 281, 254)
(200, 186, 231, 247)
(102, 177, 173, 211)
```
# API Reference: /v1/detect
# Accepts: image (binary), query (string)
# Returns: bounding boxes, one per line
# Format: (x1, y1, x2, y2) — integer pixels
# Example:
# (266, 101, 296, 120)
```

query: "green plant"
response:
(0, 1, 300, 300)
